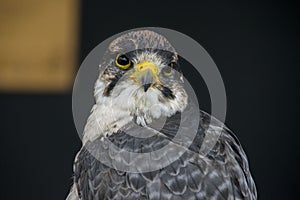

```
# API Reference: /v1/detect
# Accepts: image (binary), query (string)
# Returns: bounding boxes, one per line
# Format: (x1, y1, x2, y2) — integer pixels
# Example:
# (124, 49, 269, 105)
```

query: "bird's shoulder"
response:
(72, 110, 257, 200)
(198, 110, 257, 199)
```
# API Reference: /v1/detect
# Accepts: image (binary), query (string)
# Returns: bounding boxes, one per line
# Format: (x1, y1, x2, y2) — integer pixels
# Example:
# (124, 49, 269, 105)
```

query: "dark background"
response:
(1, 1, 299, 199)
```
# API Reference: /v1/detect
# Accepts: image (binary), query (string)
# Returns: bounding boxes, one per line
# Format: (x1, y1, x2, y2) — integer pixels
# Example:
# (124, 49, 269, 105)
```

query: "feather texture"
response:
(67, 29, 257, 200)
(69, 109, 257, 200)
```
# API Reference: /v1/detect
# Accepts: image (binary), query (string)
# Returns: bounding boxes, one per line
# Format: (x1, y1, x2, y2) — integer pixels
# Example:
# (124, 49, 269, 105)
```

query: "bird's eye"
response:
(162, 62, 174, 76)
(115, 54, 131, 69)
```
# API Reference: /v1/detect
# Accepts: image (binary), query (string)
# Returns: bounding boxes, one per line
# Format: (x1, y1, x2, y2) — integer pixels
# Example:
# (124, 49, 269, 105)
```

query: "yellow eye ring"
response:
(169, 62, 174, 68)
(115, 54, 131, 69)
(163, 62, 174, 76)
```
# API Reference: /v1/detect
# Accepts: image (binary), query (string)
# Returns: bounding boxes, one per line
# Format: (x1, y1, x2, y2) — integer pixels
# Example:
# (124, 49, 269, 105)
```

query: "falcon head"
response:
(94, 30, 188, 126)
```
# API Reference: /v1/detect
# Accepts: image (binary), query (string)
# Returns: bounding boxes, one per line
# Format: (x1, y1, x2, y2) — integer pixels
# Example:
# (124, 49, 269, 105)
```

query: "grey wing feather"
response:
(199, 110, 257, 199)
(69, 108, 257, 200)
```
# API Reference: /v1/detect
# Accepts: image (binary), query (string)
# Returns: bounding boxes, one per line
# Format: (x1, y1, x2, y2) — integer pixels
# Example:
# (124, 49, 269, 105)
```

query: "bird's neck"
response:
(82, 103, 133, 144)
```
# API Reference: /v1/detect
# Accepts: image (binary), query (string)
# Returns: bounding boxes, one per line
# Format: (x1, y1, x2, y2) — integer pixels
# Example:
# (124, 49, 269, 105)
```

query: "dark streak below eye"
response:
(103, 81, 116, 96)
(161, 86, 175, 99)
(103, 75, 121, 96)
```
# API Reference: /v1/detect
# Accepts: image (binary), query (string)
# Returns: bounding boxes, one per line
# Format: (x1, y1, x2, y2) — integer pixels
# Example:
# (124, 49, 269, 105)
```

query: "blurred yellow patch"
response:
(0, 0, 78, 92)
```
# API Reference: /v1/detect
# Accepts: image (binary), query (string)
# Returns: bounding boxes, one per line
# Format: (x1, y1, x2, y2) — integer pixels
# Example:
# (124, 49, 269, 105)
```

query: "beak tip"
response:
(143, 83, 152, 92)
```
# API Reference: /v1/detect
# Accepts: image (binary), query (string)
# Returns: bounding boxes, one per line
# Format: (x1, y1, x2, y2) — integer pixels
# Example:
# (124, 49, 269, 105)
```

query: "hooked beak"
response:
(130, 61, 160, 92)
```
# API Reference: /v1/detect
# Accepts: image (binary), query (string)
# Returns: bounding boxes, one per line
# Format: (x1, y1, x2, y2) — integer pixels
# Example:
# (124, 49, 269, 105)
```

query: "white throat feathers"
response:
(83, 45, 188, 144)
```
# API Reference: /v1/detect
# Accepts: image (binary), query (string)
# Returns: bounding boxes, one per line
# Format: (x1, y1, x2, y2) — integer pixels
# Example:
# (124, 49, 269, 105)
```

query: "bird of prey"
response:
(66, 30, 257, 200)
